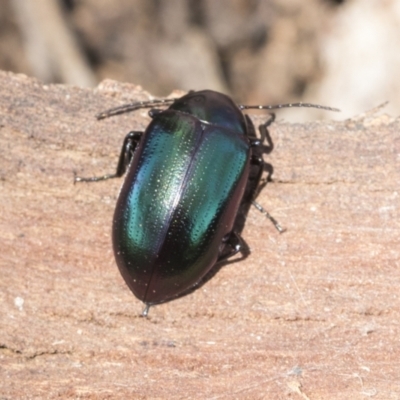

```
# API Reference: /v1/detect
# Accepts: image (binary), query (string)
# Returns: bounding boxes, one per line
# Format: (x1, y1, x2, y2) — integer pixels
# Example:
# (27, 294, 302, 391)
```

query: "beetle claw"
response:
(141, 304, 150, 317)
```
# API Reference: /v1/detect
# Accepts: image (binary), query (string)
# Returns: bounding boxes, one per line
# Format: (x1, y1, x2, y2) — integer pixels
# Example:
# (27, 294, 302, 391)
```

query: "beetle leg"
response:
(251, 201, 285, 233)
(249, 157, 283, 232)
(141, 304, 151, 317)
(250, 154, 265, 187)
(74, 131, 142, 183)
(217, 232, 244, 262)
(248, 142, 284, 233)
(249, 116, 275, 189)
(114, 131, 142, 177)
(258, 113, 275, 154)
(249, 153, 273, 193)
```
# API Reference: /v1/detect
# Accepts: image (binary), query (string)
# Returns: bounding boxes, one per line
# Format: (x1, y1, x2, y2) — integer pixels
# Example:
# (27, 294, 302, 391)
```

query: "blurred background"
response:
(2, 0, 400, 120)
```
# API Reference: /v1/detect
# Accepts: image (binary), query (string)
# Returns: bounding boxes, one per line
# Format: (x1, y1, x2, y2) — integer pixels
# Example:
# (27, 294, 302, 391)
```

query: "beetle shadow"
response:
(164, 115, 276, 305)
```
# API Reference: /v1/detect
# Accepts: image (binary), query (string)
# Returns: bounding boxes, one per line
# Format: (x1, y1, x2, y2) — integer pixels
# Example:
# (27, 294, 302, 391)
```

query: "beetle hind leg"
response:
(217, 232, 248, 262)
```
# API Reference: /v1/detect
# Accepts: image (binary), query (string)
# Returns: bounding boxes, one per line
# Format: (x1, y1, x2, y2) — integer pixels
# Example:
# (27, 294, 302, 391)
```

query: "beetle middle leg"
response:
(249, 155, 285, 233)
(74, 131, 142, 183)
(252, 113, 275, 185)
(246, 115, 284, 233)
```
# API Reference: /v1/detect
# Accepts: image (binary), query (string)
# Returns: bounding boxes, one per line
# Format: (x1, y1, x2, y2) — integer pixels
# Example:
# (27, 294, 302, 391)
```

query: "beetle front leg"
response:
(74, 131, 142, 183)
(257, 113, 275, 154)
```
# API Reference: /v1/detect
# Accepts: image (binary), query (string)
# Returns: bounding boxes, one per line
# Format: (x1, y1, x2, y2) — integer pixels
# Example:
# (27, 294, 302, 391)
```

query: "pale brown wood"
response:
(1, 71, 399, 399)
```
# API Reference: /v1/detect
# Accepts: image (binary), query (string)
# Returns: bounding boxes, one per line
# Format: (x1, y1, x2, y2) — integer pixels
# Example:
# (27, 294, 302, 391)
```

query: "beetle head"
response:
(169, 90, 248, 135)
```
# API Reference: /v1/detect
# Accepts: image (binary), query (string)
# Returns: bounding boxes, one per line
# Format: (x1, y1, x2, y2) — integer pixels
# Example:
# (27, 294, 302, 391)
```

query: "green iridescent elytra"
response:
(113, 99, 251, 305)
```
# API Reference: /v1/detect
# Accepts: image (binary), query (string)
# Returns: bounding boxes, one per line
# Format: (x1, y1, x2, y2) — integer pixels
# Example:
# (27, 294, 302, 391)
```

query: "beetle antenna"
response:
(239, 102, 340, 112)
(96, 98, 176, 120)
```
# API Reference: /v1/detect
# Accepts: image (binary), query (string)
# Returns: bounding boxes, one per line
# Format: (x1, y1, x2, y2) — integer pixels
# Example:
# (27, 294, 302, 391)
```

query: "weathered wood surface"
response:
(1, 70, 399, 399)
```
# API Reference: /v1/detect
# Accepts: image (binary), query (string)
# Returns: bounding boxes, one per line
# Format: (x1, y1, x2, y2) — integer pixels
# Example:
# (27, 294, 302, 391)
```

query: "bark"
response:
(1, 71, 399, 399)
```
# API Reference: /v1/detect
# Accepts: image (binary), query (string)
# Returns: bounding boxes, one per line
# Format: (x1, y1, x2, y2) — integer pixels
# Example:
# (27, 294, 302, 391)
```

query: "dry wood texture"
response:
(0, 71, 399, 399)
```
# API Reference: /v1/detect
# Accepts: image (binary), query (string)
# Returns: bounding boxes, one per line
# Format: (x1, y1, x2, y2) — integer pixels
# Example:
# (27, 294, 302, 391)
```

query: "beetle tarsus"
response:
(141, 304, 150, 317)
(74, 173, 118, 183)
(252, 200, 285, 233)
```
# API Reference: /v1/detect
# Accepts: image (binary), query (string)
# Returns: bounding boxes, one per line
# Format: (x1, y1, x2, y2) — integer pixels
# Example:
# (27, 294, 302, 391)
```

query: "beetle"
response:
(76, 90, 338, 316)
